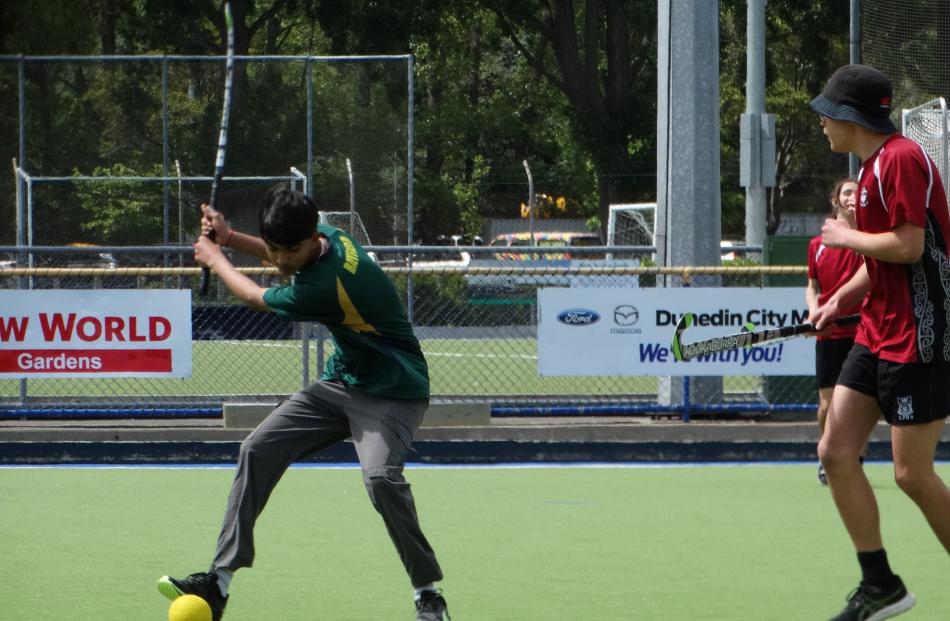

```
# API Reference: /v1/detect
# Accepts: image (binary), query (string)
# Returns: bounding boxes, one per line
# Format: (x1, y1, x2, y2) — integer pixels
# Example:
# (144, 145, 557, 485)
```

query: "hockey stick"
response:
(671, 313, 860, 362)
(199, 1, 235, 296)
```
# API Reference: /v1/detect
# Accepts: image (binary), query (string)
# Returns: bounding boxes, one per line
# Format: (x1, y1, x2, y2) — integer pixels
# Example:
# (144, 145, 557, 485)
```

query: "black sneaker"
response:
(158, 571, 228, 621)
(828, 578, 915, 621)
(415, 589, 451, 621)
(818, 463, 829, 486)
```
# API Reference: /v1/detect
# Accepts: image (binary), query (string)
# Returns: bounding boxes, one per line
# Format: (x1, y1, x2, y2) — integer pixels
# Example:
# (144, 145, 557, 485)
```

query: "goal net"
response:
(902, 97, 949, 209)
(319, 211, 372, 246)
(606, 203, 656, 248)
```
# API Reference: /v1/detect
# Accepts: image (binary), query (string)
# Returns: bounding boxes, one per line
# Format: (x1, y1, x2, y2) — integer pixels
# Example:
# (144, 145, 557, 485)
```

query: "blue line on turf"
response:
(0, 460, 928, 470)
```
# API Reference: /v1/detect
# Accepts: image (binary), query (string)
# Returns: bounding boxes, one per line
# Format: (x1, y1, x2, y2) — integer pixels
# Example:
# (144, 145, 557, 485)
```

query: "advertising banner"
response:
(0, 290, 192, 378)
(538, 287, 814, 376)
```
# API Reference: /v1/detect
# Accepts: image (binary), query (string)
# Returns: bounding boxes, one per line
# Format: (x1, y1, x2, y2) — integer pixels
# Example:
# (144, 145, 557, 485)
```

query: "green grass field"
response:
(1, 463, 948, 620)
(0, 338, 761, 399)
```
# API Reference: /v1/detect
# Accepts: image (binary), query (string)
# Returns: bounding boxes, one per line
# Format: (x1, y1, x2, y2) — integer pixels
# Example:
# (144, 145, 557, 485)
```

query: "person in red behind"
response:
(805, 178, 863, 486)
(809, 64, 950, 621)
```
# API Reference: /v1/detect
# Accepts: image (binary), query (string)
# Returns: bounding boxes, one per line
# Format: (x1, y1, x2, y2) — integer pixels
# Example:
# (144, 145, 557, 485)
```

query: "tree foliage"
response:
(481, 0, 657, 234)
(3, 2, 939, 249)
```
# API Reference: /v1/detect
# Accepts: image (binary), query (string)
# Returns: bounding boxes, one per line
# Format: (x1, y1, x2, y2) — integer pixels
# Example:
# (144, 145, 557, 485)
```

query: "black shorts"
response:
(836, 344, 950, 426)
(815, 338, 855, 388)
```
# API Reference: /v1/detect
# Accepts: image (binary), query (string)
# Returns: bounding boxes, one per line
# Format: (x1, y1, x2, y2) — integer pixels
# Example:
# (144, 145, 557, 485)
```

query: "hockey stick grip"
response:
(672, 313, 861, 361)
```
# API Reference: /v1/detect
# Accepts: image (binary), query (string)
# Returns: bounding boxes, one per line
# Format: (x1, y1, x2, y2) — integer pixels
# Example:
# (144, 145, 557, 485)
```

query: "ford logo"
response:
(557, 308, 600, 325)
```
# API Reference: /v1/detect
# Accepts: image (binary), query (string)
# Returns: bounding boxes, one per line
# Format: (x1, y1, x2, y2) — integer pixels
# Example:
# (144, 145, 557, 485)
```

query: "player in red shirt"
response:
(805, 178, 863, 485)
(810, 64, 950, 621)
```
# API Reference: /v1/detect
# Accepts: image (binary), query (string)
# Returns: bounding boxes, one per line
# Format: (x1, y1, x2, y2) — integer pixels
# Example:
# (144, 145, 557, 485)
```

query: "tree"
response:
(310, 1, 598, 243)
(480, 0, 657, 234)
(74, 164, 165, 245)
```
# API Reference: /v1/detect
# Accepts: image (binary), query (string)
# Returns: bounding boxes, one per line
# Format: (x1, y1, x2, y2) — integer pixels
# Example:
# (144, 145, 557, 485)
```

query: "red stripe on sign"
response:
(0, 349, 172, 373)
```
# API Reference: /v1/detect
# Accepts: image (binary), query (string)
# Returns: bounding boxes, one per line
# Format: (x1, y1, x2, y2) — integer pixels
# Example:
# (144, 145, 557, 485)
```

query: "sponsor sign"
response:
(0, 290, 192, 378)
(538, 287, 815, 376)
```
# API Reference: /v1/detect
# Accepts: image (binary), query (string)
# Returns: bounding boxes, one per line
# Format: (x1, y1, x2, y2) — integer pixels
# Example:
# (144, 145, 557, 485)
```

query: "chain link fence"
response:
(2, 54, 413, 248)
(0, 246, 819, 418)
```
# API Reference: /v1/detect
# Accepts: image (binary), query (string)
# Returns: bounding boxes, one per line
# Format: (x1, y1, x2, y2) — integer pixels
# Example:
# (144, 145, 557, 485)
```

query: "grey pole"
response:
(406, 55, 415, 247)
(306, 59, 314, 196)
(14, 163, 31, 283)
(740, 0, 774, 257)
(162, 58, 170, 248)
(406, 55, 415, 322)
(523, 160, 535, 247)
(346, 158, 355, 234)
(393, 152, 399, 245)
(176, 160, 183, 269)
(13, 158, 26, 404)
(849, 0, 861, 177)
(18, 56, 25, 171)
(14, 159, 22, 255)
(656, 0, 722, 269)
(656, 0, 723, 413)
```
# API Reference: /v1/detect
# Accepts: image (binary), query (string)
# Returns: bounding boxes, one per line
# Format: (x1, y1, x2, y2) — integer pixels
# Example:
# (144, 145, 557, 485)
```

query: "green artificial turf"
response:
(2, 464, 947, 620)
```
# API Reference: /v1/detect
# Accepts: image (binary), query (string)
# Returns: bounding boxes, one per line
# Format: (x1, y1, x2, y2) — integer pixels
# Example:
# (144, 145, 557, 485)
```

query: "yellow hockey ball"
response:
(168, 594, 212, 621)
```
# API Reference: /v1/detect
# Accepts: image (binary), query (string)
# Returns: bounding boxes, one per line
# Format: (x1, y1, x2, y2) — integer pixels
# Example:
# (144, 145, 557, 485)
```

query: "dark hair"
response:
(829, 178, 855, 213)
(259, 186, 318, 246)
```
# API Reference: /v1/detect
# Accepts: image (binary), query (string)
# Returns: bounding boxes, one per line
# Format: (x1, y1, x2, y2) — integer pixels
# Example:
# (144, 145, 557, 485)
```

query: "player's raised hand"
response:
(200, 203, 230, 242)
(821, 217, 852, 249)
(193, 234, 224, 269)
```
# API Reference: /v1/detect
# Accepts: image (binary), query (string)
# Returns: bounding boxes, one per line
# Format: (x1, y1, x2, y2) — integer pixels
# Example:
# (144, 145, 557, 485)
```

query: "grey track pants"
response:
(211, 380, 443, 588)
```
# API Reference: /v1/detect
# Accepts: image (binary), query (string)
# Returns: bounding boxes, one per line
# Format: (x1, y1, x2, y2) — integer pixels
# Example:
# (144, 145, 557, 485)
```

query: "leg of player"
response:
(820, 387, 882, 550)
(347, 391, 449, 620)
(159, 389, 351, 620)
(816, 386, 834, 485)
(820, 386, 915, 621)
(891, 420, 950, 553)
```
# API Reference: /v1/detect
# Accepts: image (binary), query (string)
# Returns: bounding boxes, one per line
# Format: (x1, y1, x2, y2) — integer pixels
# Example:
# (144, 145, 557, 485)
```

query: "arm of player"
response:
(805, 277, 821, 319)
(201, 203, 270, 262)
(821, 218, 924, 264)
(805, 276, 832, 336)
(194, 236, 269, 311)
(810, 262, 870, 331)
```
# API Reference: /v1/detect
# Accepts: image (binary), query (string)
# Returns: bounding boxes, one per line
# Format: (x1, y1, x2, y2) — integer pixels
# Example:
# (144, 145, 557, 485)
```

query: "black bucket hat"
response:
(809, 64, 897, 134)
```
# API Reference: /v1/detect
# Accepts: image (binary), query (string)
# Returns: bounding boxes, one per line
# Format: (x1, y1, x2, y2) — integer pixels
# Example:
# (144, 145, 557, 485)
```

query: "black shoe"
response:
(415, 589, 451, 621)
(158, 571, 228, 621)
(828, 578, 915, 621)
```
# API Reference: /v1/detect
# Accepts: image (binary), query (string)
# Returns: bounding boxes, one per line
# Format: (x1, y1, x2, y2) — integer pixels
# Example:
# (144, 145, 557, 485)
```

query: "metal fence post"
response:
(682, 376, 691, 422)
(306, 58, 314, 197)
(17, 55, 25, 171)
(301, 323, 310, 388)
(406, 54, 415, 322)
(346, 158, 355, 234)
(162, 57, 171, 279)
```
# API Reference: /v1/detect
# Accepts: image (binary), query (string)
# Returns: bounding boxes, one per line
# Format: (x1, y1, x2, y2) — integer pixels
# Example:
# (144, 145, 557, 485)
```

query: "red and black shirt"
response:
(855, 134, 950, 363)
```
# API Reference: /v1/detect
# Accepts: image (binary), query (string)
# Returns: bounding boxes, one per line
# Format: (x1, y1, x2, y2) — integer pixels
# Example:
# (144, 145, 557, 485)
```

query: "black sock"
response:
(857, 549, 898, 587)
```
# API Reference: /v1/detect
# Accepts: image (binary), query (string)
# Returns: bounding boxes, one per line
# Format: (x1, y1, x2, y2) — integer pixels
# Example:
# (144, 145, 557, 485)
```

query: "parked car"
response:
(487, 231, 602, 260)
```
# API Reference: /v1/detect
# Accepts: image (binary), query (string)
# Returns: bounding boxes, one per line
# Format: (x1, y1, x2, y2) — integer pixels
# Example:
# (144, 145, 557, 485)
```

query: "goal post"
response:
(606, 202, 656, 250)
(318, 211, 372, 246)
(902, 97, 949, 209)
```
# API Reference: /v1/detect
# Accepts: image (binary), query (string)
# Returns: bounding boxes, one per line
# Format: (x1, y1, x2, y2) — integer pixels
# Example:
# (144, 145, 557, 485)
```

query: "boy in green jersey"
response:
(158, 187, 449, 621)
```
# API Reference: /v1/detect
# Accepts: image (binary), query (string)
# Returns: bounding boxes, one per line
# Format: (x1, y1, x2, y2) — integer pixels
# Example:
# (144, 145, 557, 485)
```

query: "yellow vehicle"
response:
(487, 231, 601, 260)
